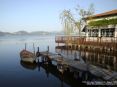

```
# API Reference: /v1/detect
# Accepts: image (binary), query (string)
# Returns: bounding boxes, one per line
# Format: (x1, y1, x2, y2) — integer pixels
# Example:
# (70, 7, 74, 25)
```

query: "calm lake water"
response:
(0, 35, 63, 87)
(0, 35, 75, 87)
(0, 35, 115, 87)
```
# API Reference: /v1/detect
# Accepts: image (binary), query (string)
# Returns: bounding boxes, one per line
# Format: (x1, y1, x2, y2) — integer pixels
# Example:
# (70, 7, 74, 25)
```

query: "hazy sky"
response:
(0, 0, 117, 32)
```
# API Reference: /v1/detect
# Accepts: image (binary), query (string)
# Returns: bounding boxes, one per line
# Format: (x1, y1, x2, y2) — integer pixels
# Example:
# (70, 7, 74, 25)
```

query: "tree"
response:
(60, 4, 95, 36)
(76, 4, 95, 18)
(60, 10, 75, 35)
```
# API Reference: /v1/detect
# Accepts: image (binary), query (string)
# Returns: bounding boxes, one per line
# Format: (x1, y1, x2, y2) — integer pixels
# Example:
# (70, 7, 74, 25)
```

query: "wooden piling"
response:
(36, 47, 40, 57)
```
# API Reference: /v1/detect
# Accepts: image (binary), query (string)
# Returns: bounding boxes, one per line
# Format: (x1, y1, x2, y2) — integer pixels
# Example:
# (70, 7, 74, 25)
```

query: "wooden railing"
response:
(55, 35, 117, 49)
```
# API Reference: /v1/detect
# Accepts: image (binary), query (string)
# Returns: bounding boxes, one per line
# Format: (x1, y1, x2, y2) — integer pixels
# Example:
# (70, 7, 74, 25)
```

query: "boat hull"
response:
(21, 57, 36, 63)
(20, 50, 36, 63)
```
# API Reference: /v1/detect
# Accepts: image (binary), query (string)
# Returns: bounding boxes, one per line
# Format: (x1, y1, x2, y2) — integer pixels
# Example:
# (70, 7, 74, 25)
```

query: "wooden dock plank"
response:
(39, 51, 117, 80)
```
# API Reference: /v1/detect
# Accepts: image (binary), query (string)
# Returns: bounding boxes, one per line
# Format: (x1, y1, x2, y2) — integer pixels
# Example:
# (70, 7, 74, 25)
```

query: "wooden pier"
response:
(55, 36, 117, 53)
(37, 51, 117, 81)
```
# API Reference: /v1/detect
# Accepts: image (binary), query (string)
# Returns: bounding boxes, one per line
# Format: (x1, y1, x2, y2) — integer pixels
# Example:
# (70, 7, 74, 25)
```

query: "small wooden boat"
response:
(20, 43, 36, 63)
(20, 49, 36, 63)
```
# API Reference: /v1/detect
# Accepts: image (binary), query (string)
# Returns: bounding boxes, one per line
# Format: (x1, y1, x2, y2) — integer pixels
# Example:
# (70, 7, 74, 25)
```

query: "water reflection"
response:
(81, 51, 117, 71)
(20, 61, 37, 70)
(20, 57, 103, 86)
(55, 46, 117, 72)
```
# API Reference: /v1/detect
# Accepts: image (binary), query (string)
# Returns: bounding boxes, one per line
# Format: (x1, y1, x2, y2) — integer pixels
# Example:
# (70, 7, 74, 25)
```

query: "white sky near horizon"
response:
(0, 0, 117, 33)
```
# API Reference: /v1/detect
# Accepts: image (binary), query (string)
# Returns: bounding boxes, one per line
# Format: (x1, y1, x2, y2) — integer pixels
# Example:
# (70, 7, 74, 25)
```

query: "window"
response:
(101, 29, 115, 37)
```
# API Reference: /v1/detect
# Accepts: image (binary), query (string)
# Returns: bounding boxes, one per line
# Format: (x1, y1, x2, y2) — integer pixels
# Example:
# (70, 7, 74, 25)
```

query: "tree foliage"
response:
(76, 3, 95, 18)
(60, 10, 75, 35)
(60, 4, 95, 36)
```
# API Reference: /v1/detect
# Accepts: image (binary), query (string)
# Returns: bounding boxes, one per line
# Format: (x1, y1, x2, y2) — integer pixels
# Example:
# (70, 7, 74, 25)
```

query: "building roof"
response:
(85, 9, 117, 19)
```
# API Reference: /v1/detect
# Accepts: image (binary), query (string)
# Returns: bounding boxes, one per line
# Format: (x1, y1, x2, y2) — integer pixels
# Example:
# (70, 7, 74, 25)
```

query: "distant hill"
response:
(29, 31, 50, 35)
(0, 31, 12, 36)
(0, 31, 5, 36)
(0, 31, 63, 36)
(13, 31, 29, 35)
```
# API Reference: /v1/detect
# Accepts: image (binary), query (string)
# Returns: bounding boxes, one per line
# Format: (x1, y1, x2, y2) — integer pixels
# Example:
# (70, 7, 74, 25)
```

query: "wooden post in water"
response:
(37, 47, 39, 52)
(47, 46, 49, 52)
(33, 43, 35, 55)
(37, 59, 40, 71)
(25, 43, 27, 50)
(36, 47, 40, 57)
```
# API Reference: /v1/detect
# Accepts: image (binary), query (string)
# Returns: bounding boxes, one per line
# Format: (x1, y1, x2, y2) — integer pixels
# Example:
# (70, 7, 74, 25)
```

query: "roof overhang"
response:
(83, 9, 117, 20)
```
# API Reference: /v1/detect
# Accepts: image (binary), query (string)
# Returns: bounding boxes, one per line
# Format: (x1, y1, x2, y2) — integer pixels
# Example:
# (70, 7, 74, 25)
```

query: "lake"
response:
(0, 35, 115, 87)
(0, 35, 63, 87)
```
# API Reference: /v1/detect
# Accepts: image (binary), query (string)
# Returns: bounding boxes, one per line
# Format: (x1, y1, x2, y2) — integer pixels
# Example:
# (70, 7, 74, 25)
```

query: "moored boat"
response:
(20, 49, 36, 63)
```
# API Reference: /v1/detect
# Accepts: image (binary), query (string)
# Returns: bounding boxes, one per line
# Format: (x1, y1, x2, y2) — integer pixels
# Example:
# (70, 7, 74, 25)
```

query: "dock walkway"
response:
(39, 51, 117, 80)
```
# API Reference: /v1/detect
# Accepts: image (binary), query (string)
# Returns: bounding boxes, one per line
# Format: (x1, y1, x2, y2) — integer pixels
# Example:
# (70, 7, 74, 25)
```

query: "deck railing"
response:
(55, 35, 117, 49)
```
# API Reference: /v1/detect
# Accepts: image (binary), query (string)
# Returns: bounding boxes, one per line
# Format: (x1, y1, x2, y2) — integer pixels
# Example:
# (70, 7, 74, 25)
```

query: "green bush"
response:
(88, 18, 117, 27)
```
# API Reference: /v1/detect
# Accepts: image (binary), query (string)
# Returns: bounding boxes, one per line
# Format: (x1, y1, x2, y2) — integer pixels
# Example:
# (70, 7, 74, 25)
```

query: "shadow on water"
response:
(20, 61, 37, 70)
(55, 46, 117, 72)
(20, 58, 103, 86)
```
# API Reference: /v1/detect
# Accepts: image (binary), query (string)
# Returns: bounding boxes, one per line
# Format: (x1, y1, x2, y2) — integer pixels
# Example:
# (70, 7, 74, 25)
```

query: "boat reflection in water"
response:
(20, 60, 37, 70)
(20, 58, 102, 86)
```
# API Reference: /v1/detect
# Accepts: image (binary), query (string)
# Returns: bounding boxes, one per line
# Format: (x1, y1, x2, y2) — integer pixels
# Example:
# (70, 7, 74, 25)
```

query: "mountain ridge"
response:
(0, 30, 63, 36)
